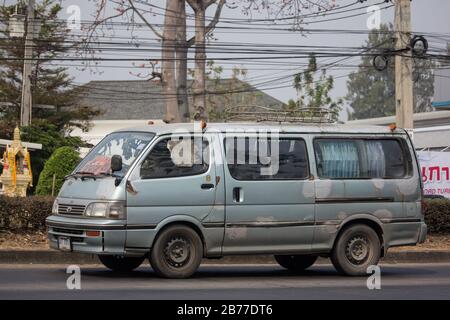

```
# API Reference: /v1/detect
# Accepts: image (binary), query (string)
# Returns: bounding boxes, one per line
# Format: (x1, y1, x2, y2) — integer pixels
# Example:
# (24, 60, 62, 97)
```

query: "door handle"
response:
(233, 187, 243, 203)
(201, 184, 215, 190)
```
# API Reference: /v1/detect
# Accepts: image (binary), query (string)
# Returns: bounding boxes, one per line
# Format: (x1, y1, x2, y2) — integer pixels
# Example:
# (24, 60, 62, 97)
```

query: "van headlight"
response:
(84, 202, 126, 219)
(52, 200, 59, 214)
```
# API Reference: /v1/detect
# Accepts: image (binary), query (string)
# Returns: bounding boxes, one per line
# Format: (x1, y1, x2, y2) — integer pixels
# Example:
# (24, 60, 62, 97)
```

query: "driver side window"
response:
(140, 137, 210, 179)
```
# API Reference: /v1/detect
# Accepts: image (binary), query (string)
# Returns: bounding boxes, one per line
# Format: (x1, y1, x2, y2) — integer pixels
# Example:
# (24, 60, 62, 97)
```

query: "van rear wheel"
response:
(149, 225, 203, 279)
(98, 255, 145, 272)
(274, 255, 318, 272)
(331, 224, 381, 276)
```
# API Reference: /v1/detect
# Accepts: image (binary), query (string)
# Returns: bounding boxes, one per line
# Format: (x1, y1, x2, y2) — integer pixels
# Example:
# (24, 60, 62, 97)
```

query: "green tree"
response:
(346, 24, 435, 120)
(289, 54, 343, 121)
(0, 0, 99, 129)
(0, 1, 99, 191)
(35, 146, 80, 196)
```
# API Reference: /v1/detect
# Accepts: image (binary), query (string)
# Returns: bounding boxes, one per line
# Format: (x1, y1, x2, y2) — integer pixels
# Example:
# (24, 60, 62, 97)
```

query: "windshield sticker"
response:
(79, 155, 111, 175)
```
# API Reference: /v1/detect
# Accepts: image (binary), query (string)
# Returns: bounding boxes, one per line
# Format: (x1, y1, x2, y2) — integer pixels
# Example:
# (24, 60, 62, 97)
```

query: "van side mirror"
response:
(111, 155, 123, 173)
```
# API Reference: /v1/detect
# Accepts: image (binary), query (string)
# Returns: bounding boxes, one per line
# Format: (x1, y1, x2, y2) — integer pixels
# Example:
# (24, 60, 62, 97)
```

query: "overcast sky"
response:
(4, 0, 450, 119)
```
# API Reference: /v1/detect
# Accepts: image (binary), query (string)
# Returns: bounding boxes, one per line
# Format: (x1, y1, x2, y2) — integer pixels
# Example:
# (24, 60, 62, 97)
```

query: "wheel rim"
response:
(345, 236, 370, 265)
(164, 237, 191, 268)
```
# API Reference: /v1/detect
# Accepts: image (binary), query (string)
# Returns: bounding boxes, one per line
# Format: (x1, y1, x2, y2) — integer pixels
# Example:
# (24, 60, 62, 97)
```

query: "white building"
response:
(347, 110, 450, 151)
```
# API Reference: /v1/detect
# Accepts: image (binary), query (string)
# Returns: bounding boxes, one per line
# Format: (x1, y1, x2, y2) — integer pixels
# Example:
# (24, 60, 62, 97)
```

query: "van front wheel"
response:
(331, 224, 381, 276)
(98, 255, 145, 272)
(274, 255, 318, 272)
(150, 225, 203, 279)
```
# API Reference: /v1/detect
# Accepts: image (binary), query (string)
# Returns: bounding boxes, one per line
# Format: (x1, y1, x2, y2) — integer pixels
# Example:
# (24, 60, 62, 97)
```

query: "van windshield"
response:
(76, 132, 155, 177)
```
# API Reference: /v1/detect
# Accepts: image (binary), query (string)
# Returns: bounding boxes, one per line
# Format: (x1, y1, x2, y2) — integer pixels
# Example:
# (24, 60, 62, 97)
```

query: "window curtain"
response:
(318, 141, 360, 178)
(365, 141, 386, 178)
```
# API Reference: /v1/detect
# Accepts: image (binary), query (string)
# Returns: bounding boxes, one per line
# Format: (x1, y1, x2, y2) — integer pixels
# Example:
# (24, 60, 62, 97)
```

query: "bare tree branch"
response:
(127, 0, 164, 39)
(187, 0, 226, 47)
(205, 0, 220, 8)
(88, 7, 132, 35)
(186, 0, 200, 11)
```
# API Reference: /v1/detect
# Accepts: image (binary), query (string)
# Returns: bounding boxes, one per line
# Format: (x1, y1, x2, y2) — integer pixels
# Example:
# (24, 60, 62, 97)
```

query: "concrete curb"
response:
(1, 250, 450, 265)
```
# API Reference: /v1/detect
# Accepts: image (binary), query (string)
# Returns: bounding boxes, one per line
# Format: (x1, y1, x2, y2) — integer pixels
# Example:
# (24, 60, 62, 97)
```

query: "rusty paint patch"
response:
(226, 227, 247, 240)
(301, 183, 315, 198)
(255, 216, 276, 222)
(374, 209, 393, 219)
(318, 224, 338, 234)
(337, 211, 348, 220)
(316, 180, 332, 198)
(373, 179, 385, 192)
(397, 180, 417, 196)
(126, 181, 138, 195)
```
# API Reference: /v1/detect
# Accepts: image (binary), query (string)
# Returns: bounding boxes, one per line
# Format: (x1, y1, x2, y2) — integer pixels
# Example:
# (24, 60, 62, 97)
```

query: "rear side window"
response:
(315, 140, 360, 178)
(315, 138, 410, 179)
(225, 137, 309, 180)
(140, 137, 209, 179)
(364, 140, 407, 178)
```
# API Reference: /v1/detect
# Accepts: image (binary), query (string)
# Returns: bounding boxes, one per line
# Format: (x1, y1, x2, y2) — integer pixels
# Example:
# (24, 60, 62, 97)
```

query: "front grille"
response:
(51, 228, 85, 243)
(52, 228, 84, 235)
(58, 204, 85, 216)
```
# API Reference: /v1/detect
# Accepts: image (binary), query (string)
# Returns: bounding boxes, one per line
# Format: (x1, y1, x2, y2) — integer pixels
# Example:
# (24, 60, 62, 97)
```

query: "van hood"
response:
(58, 177, 126, 201)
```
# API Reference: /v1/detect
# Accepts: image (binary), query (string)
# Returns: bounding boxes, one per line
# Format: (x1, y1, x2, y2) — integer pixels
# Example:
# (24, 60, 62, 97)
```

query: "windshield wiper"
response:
(64, 171, 98, 181)
(97, 172, 122, 178)
(64, 172, 124, 185)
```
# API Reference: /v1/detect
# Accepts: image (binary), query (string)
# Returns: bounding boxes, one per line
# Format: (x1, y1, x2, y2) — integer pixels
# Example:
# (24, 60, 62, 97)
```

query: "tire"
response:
(98, 255, 145, 272)
(149, 225, 203, 279)
(331, 224, 381, 276)
(274, 255, 318, 272)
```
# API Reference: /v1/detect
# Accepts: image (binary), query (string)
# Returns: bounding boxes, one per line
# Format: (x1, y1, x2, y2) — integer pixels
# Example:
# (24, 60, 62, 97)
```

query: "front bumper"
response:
(418, 222, 428, 244)
(46, 215, 127, 255)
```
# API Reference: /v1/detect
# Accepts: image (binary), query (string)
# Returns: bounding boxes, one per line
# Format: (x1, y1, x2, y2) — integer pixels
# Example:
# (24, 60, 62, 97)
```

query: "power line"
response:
(110, 0, 365, 24)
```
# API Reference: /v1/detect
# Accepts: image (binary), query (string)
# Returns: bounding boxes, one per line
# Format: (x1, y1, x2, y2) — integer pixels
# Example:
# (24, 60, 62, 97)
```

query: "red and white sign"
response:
(417, 151, 450, 198)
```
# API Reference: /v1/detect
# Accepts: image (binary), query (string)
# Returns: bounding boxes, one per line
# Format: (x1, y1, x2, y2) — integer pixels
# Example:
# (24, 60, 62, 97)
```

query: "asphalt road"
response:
(1, 263, 450, 300)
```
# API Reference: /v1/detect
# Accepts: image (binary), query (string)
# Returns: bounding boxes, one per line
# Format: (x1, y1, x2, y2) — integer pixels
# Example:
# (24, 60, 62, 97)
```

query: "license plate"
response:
(58, 237, 72, 251)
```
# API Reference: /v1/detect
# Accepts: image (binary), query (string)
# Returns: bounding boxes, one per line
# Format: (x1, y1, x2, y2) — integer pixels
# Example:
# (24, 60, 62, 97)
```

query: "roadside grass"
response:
(389, 234, 450, 252)
(0, 230, 48, 250)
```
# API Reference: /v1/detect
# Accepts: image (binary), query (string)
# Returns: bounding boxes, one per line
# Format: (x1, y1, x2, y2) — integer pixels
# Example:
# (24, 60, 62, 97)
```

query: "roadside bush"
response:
(18, 120, 85, 194)
(424, 199, 450, 234)
(0, 196, 449, 234)
(0, 196, 54, 231)
(35, 146, 80, 196)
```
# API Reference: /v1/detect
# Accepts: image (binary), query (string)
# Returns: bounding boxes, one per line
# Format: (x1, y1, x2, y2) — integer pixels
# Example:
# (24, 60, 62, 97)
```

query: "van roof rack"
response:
(224, 106, 338, 124)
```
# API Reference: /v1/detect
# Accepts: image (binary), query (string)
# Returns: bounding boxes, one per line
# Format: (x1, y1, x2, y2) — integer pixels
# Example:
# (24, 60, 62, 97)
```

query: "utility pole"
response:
(394, 0, 414, 133)
(20, 0, 35, 127)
